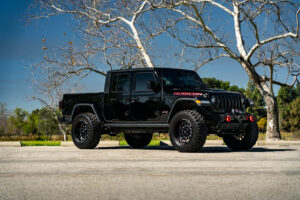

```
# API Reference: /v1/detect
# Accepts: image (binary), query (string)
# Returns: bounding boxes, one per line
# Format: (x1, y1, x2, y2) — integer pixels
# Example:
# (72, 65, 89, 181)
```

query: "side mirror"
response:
(147, 80, 160, 92)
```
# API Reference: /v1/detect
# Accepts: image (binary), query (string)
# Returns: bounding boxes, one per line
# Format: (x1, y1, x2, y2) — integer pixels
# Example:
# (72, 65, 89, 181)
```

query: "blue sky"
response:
(0, 0, 284, 113)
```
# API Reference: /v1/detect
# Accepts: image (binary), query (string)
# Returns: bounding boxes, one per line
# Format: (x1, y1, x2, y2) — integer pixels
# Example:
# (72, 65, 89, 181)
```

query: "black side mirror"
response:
(147, 80, 159, 92)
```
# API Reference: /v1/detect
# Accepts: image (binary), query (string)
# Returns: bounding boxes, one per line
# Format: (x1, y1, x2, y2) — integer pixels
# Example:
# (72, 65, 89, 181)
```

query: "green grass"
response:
(20, 141, 61, 146)
(119, 140, 162, 146)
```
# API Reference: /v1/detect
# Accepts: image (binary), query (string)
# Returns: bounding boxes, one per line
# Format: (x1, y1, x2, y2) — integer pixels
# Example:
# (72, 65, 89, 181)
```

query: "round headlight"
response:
(241, 97, 245, 104)
(211, 96, 216, 104)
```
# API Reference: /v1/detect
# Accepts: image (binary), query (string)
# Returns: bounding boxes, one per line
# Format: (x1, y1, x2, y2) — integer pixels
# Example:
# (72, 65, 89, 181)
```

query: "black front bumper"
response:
(210, 113, 251, 134)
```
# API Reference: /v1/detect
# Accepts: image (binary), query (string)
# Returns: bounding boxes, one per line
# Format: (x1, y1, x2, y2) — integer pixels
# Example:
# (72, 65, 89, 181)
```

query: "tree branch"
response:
(246, 32, 299, 60)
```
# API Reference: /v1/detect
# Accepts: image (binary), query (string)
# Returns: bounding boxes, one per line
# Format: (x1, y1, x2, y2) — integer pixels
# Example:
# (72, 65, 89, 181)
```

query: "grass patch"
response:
(20, 141, 61, 146)
(119, 140, 162, 146)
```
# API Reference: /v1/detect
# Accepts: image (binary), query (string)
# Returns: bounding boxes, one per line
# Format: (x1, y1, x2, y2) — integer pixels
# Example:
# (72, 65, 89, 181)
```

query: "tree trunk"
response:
(129, 23, 154, 68)
(264, 94, 281, 141)
(58, 122, 67, 141)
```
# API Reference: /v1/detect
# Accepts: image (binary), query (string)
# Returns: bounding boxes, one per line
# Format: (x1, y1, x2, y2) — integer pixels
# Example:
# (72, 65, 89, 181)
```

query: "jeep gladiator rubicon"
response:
(59, 68, 258, 152)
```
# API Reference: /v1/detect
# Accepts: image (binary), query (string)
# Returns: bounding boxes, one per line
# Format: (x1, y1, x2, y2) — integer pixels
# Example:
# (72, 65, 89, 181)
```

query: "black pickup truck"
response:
(59, 68, 258, 152)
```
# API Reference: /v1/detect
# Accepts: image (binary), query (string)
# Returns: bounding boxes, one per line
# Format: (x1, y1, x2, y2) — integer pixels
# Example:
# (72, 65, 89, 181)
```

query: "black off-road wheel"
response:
(124, 133, 153, 148)
(223, 122, 259, 151)
(169, 110, 207, 152)
(72, 113, 101, 149)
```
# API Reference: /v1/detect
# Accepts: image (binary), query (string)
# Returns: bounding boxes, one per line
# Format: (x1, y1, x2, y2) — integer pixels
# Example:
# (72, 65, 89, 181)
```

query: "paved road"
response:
(0, 144, 300, 200)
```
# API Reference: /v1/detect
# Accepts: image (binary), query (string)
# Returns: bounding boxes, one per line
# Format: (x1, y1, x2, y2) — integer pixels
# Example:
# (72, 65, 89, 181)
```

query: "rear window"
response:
(111, 73, 130, 93)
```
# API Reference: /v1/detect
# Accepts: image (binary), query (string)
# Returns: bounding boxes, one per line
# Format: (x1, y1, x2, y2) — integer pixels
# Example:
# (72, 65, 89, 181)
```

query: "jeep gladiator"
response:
(59, 68, 258, 152)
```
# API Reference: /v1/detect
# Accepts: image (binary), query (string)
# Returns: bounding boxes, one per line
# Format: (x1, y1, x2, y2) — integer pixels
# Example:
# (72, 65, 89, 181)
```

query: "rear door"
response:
(130, 71, 161, 123)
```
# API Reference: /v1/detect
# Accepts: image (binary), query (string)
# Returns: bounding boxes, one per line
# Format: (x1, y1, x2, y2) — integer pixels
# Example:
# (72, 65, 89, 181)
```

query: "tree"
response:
(0, 103, 8, 136)
(38, 108, 60, 140)
(152, 0, 300, 140)
(32, 0, 160, 72)
(277, 85, 299, 131)
(31, 60, 69, 141)
(23, 109, 40, 136)
(288, 97, 300, 131)
(9, 108, 28, 137)
(202, 77, 244, 93)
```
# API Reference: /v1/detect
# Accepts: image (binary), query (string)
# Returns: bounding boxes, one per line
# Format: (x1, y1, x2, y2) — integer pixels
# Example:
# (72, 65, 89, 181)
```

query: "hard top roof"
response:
(108, 67, 195, 73)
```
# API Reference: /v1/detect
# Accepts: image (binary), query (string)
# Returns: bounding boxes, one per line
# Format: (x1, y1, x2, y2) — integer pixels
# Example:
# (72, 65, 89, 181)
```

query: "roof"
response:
(108, 67, 195, 73)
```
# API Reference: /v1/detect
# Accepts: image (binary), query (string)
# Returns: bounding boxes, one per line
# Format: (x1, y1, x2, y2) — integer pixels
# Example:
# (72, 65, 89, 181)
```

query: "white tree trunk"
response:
(58, 123, 67, 141)
(264, 94, 281, 141)
(129, 23, 154, 68)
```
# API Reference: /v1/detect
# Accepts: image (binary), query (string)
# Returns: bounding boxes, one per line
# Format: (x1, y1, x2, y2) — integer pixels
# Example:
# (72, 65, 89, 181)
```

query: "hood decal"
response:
(173, 92, 204, 96)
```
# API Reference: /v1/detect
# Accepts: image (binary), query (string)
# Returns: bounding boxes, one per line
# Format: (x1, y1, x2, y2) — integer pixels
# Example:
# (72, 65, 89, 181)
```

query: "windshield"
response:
(158, 69, 206, 91)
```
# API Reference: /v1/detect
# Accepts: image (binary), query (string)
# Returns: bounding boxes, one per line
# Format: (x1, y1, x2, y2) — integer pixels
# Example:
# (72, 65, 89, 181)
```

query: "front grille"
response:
(214, 95, 244, 112)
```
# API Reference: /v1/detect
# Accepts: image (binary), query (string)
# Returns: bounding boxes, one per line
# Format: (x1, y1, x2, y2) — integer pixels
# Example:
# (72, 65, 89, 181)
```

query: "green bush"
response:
(20, 141, 61, 146)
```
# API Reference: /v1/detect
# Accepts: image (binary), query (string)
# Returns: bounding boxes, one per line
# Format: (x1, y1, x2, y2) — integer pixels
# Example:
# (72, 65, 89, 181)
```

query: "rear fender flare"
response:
(71, 103, 102, 123)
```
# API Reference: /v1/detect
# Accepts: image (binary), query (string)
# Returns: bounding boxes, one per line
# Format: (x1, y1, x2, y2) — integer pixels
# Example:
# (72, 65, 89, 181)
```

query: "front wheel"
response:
(124, 133, 153, 148)
(71, 113, 101, 149)
(223, 122, 259, 151)
(169, 110, 207, 152)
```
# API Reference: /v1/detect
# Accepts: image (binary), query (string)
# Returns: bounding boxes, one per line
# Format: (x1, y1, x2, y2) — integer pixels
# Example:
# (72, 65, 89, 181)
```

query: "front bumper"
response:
(209, 113, 252, 134)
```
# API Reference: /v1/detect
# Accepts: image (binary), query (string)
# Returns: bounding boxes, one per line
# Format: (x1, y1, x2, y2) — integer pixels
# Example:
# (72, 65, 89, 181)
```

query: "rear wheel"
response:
(169, 110, 207, 152)
(72, 113, 101, 149)
(124, 133, 153, 148)
(223, 122, 259, 151)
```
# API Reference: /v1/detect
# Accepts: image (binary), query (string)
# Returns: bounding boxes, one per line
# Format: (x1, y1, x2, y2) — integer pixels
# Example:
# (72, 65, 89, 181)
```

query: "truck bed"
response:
(62, 92, 104, 116)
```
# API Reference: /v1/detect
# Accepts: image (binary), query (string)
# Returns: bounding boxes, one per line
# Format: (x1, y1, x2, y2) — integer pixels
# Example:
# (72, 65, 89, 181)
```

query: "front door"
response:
(130, 71, 161, 123)
(105, 72, 131, 122)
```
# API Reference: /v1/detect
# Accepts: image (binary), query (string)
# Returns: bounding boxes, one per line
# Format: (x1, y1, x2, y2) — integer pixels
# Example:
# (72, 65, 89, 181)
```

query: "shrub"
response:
(257, 117, 267, 132)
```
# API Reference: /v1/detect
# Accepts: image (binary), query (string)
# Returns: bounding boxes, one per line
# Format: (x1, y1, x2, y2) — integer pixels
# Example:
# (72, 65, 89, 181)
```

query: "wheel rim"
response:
(233, 132, 246, 141)
(75, 121, 88, 143)
(176, 119, 193, 144)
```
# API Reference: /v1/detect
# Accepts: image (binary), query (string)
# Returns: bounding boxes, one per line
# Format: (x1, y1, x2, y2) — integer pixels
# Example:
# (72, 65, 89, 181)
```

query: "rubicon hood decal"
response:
(173, 92, 204, 96)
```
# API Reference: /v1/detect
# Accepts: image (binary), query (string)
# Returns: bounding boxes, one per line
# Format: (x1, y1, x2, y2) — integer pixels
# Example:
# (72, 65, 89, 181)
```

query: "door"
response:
(105, 72, 131, 122)
(130, 71, 161, 123)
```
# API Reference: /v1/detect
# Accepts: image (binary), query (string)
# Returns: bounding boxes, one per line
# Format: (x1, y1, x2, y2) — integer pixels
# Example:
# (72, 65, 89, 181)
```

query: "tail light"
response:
(224, 115, 231, 123)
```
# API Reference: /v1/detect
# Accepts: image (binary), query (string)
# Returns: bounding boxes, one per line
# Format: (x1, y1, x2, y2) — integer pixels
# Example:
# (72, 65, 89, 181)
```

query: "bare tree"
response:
(32, 0, 156, 69)
(151, 0, 300, 140)
(31, 59, 69, 141)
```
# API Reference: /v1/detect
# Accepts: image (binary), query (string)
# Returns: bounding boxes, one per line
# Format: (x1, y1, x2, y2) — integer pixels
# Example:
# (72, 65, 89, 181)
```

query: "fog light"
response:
(224, 115, 231, 123)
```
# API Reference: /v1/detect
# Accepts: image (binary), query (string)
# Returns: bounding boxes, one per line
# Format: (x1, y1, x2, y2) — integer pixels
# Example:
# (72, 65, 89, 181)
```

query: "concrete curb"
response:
(160, 140, 300, 147)
(0, 141, 21, 147)
(61, 141, 119, 147)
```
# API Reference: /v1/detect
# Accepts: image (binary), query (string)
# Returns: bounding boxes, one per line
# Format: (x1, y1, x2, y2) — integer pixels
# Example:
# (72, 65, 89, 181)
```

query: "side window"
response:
(111, 73, 130, 93)
(135, 72, 155, 92)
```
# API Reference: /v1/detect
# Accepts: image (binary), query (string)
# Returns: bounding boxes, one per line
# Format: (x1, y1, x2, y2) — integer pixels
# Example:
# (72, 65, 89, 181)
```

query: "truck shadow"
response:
(98, 146, 296, 153)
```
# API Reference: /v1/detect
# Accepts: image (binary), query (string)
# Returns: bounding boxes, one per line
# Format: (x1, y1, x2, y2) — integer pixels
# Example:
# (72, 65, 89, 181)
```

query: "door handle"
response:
(131, 97, 139, 102)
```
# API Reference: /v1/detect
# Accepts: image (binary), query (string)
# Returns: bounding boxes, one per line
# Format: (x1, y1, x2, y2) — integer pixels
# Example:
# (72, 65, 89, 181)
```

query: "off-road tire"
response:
(72, 113, 101, 149)
(169, 110, 207, 152)
(223, 121, 259, 151)
(124, 133, 153, 148)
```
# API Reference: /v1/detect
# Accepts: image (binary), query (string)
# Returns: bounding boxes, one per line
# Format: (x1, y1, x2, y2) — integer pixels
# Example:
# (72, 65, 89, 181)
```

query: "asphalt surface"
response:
(0, 144, 300, 200)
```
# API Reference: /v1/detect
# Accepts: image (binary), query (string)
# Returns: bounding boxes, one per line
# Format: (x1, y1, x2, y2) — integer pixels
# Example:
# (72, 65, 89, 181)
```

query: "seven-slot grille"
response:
(214, 95, 244, 112)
